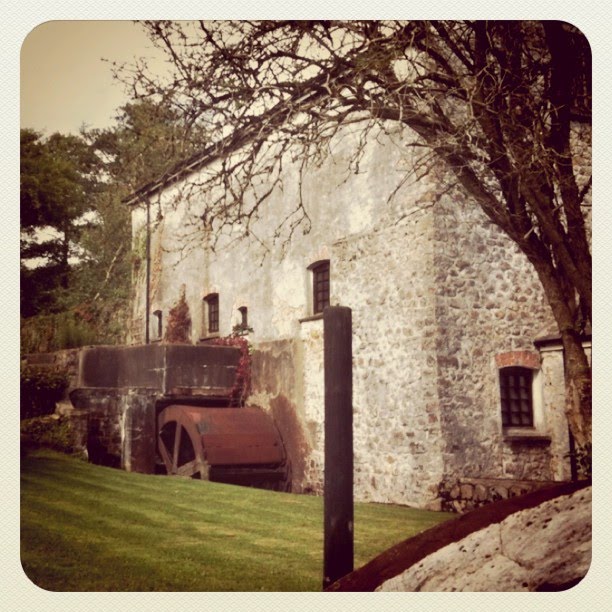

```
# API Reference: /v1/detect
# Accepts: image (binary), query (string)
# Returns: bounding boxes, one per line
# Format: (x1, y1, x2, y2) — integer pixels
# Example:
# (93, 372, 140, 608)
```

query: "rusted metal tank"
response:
(157, 404, 290, 490)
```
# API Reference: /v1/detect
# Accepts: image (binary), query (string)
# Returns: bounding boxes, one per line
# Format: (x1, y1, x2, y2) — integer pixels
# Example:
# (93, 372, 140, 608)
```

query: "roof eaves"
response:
(122, 144, 220, 206)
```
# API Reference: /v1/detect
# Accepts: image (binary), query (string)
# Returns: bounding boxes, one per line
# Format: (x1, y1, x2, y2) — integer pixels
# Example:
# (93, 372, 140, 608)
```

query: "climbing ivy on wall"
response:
(211, 334, 252, 406)
(164, 288, 192, 344)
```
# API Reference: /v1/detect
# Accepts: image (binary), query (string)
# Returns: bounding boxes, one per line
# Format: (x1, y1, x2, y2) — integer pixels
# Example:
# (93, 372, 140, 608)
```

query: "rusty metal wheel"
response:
(157, 405, 209, 478)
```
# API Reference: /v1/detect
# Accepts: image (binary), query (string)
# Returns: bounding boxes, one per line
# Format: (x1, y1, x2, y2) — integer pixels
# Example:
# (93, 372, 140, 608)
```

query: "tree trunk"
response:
(529, 256, 592, 470)
(60, 228, 70, 289)
(561, 329, 592, 454)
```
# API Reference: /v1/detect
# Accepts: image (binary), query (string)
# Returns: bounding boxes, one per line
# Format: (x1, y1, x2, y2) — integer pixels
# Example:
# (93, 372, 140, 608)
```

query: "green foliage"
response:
(131, 226, 147, 273)
(20, 129, 99, 233)
(21, 450, 453, 591)
(20, 365, 68, 420)
(54, 314, 98, 349)
(20, 262, 65, 317)
(232, 323, 254, 336)
(21, 100, 208, 345)
(21, 129, 102, 315)
(20, 299, 130, 354)
(22, 101, 208, 340)
(20, 416, 77, 454)
(567, 443, 592, 479)
(88, 100, 208, 191)
(21, 311, 99, 354)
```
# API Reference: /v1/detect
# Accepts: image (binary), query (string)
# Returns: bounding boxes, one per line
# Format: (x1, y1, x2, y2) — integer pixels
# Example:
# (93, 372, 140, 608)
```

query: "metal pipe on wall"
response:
(145, 199, 151, 345)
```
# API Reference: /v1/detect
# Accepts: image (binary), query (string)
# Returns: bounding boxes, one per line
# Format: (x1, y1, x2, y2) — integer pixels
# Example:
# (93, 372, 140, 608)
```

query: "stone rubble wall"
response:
(332, 208, 445, 509)
(438, 477, 561, 514)
(431, 190, 558, 486)
(127, 124, 418, 347)
(126, 125, 452, 505)
(123, 122, 586, 508)
(297, 320, 325, 494)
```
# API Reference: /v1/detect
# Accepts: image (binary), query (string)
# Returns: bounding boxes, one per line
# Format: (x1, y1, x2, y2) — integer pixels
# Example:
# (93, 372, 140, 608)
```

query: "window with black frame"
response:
(204, 293, 219, 334)
(499, 366, 534, 427)
(311, 260, 330, 315)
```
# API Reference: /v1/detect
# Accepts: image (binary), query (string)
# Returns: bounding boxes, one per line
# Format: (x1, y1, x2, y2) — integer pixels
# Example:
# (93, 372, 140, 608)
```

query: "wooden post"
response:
(323, 306, 353, 589)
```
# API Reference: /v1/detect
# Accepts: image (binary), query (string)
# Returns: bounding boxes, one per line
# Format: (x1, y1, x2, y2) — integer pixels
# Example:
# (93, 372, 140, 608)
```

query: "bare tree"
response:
(118, 20, 592, 455)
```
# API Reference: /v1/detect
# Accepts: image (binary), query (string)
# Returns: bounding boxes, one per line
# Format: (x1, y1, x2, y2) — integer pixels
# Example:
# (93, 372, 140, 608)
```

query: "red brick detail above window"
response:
(495, 351, 540, 370)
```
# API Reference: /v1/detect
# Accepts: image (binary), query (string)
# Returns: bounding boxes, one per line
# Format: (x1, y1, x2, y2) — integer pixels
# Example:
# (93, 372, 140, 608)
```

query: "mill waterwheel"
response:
(157, 404, 290, 490)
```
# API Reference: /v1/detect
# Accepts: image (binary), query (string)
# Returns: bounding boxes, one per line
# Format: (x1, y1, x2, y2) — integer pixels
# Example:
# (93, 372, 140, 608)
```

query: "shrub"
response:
(165, 288, 192, 343)
(20, 299, 130, 355)
(210, 334, 252, 406)
(20, 415, 77, 454)
(20, 364, 69, 420)
(21, 311, 98, 353)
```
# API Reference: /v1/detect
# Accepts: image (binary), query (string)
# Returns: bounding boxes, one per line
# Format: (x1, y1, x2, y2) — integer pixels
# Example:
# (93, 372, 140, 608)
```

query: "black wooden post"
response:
(323, 306, 353, 589)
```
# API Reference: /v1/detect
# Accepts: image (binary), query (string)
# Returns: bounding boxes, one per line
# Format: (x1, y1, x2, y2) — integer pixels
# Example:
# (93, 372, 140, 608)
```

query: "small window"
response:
(232, 306, 251, 336)
(310, 260, 330, 315)
(499, 367, 534, 427)
(152, 310, 163, 341)
(238, 306, 248, 329)
(204, 293, 219, 334)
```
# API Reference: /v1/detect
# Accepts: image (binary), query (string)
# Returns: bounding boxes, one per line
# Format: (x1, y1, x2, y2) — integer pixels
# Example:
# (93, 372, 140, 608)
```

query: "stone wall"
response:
(431, 190, 558, 487)
(249, 338, 315, 493)
(70, 388, 124, 468)
(125, 122, 581, 508)
(438, 476, 560, 513)
(127, 125, 450, 505)
(332, 210, 445, 509)
(297, 320, 326, 494)
(69, 387, 159, 473)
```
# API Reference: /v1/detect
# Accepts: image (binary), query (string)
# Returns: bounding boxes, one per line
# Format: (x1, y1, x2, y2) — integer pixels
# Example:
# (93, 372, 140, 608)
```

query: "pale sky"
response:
(20, 20, 162, 135)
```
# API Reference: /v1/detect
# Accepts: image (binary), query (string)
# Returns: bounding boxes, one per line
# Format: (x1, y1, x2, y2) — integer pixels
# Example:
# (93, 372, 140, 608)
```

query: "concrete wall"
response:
(64, 344, 243, 474)
(69, 387, 159, 473)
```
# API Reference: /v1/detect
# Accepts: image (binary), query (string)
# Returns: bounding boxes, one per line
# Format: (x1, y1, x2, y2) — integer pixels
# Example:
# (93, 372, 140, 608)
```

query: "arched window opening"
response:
(239, 306, 248, 328)
(309, 260, 330, 315)
(233, 305, 252, 336)
(152, 310, 163, 341)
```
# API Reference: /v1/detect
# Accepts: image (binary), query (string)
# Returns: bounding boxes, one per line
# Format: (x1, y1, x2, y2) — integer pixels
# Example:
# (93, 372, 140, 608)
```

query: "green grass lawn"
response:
(21, 449, 453, 591)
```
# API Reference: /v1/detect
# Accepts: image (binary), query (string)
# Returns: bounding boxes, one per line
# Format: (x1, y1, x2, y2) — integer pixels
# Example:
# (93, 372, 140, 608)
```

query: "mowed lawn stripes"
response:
(21, 450, 453, 591)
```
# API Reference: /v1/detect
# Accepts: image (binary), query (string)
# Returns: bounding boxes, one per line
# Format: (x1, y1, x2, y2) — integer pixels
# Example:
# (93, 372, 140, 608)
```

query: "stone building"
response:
(124, 123, 589, 511)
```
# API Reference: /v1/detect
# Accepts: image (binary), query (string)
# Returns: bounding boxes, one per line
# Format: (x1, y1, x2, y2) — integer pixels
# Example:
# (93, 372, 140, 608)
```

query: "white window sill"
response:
(503, 428, 551, 445)
(198, 333, 220, 342)
(299, 313, 324, 323)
